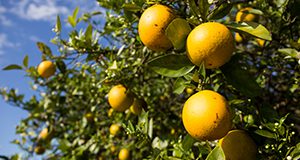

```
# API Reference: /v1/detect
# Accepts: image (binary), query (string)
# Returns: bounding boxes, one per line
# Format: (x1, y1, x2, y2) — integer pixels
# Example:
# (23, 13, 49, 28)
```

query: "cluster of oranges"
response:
(34, 3, 260, 160)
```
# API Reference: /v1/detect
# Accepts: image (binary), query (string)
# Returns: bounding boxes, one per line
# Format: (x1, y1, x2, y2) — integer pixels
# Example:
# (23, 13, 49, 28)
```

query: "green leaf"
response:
(226, 22, 272, 41)
(208, 3, 233, 20)
(148, 54, 195, 77)
(173, 78, 189, 94)
(188, 0, 201, 18)
(122, 3, 141, 12)
(278, 48, 300, 59)
(198, 0, 210, 20)
(23, 55, 28, 68)
(165, 18, 191, 51)
(182, 134, 196, 151)
(55, 15, 61, 33)
(56, 60, 67, 73)
(85, 24, 93, 43)
(221, 55, 262, 97)
(36, 42, 52, 57)
(206, 146, 225, 160)
(68, 7, 79, 27)
(3, 64, 23, 70)
(254, 130, 276, 139)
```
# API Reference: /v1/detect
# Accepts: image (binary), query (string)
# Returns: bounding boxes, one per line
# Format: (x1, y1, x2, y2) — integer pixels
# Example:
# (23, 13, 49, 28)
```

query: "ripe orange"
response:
(108, 84, 133, 112)
(255, 38, 265, 47)
(186, 22, 234, 69)
(109, 124, 121, 136)
(219, 130, 257, 160)
(34, 146, 46, 155)
(37, 60, 56, 78)
(236, 7, 258, 22)
(118, 148, 130, 160)
(138, 4, 175, 51)
(182, 90, 232, 141)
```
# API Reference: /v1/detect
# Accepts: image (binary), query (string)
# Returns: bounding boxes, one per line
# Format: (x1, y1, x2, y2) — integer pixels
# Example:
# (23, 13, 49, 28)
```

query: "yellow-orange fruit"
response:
(182, 90, 232, 141)
(186, 22, 234, 69)
(108, 84, 133, 112)
(236, 7, 259, 22)
(138, 4, 175, 51)
(37, 60, 56, 78)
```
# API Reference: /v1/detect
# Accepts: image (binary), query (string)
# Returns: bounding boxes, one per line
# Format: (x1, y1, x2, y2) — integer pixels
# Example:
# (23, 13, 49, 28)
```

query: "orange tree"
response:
(1, 0, 300, 159)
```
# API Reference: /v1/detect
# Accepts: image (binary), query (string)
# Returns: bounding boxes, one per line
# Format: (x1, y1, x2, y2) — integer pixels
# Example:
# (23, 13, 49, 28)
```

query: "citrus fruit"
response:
(37, 60, 56, 78)
(219, 129, 257, 160)
(130, 98, 143, 115)
(185, 87, 194, 95)
(255, 38, 265, 47)
(138, 4, 175, 51)
(118, 148, 130, 160)
(34, 146, 46, 155)
(109, 124, 120, 136)
(186, 22, 234, 69)
(236, 7, 259, 22)
(38, 128, 49, 140)
(108, 84, 133, 112)
(235, 33, 243, 43)
(182, 90, 232, 141)
(108, 108, 114, 117)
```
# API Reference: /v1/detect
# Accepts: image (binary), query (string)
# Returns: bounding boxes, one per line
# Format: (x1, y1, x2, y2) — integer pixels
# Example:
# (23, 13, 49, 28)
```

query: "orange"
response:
(185, 87, 194, 95)
(255, 38, 265, 47)
(186, 22, 234, 69)
(219, 130, 257, 160)
(138, 4, 175, 51)
(108, 84, 133, 112)
(109, 124, 120, 136)
(236, 7, 258, 22)
(182, 90, 232, 141)
(118, 148, 130, 160)
(37, 60, 56, 78)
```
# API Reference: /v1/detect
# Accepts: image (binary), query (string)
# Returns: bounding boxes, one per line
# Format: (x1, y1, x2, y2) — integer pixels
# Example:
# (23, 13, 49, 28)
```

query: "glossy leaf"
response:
(278, 48, 300, 59)
(173, 77, 188, 94)
(226, 22, 272, 41)
(208, 3, 233, 20)
(188, 0, 201, 18)
(148, 54, 195, 77)
(68, 7, 79, 27)
(221, 55, 262, 97)
(254, 130, 276, 139)
(165, 18, 191, 51)
(206, 146, 225, 160)
(198, 0, 210, 20)
(3, 64, 23, 70)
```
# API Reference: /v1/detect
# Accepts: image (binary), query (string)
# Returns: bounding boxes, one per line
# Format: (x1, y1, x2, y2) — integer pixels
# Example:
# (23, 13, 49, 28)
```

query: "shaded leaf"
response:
(148, 54, 195, 77)
(182, 134, 196, 151)
(226, 22, 272, 41)
(278, 48, 300, 59)
(206, 146, 225, 160)
(188, 0, 201, 18)
(3, 64, 23, 70)
(122, 3, 141, 12)
(255, 130, 276, 139)
(208, 3, 233, 20)
(221, 55, 262, 97)
(198, 0, 210, 20)
(36, 42, 52, 56)
(173, 77, 189, 94)
(56, 60, 67, 73)
(165, 18, 191, 51)
(85, 24, 93, 43)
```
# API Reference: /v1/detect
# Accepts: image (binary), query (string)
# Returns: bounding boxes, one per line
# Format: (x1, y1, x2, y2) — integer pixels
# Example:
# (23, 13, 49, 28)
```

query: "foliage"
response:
(1, 0, 300, 159)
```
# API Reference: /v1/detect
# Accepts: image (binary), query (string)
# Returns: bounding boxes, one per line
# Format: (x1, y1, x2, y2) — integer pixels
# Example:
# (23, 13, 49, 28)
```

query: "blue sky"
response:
(0, 0, 105, 157)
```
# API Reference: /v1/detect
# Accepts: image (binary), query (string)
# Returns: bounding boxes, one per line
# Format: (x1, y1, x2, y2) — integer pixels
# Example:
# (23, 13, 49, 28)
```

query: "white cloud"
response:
(9, 0, 70, 22)
(0, 6, 13, 26)
(0, 33, 20, 55)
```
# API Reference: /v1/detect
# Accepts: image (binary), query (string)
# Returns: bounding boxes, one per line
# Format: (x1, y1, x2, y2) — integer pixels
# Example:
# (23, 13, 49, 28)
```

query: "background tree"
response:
(1, 0, 300, 159)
